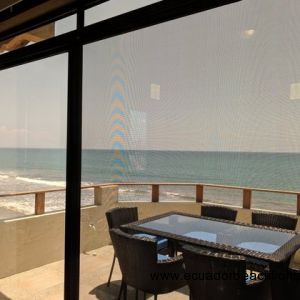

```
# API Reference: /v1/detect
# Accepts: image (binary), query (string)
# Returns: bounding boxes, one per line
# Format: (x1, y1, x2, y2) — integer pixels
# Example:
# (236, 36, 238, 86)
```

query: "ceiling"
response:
(0, 0, 76, 40)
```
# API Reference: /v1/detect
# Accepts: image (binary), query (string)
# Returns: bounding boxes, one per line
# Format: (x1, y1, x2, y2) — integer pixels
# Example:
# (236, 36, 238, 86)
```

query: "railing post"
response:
(243, 189, 252, 209)
(196, 185, 204, 203)
(94, 186, 102, 205)
(152, 185, 159, 202)
(35, 192, 45, 215)
(297, 194, 300, 216)
(94, 185, 118, 205)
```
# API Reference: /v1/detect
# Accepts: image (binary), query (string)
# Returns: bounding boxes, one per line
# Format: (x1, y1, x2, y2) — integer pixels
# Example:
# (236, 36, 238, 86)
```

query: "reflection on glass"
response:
(83, 0, 300, 209)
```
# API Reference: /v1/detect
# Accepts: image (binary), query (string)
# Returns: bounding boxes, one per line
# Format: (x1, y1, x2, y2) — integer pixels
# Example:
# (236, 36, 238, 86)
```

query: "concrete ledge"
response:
(0, 185, 119, 279)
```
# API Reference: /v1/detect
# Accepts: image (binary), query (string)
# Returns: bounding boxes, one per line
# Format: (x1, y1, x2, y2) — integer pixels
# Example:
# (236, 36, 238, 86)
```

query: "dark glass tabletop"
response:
(124, 212, 300, 262)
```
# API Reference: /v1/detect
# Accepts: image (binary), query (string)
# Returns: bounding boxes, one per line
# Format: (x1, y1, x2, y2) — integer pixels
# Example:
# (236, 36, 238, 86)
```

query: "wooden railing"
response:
(0, 182, 300, 216)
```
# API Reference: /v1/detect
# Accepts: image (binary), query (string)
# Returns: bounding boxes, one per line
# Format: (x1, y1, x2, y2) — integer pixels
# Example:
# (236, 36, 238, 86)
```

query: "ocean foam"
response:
(16, 176, 66, 187)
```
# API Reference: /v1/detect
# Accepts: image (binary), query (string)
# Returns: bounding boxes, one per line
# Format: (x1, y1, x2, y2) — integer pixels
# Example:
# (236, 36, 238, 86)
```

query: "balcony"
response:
(0, 184, 299, 299)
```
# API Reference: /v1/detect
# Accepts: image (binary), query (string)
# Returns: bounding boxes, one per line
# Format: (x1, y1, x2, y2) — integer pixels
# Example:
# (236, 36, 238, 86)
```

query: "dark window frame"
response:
(0, 1, 242, 299)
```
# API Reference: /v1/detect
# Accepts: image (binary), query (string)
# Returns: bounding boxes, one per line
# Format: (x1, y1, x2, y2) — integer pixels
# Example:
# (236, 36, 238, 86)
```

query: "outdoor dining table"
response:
(123, 211, 300, 300)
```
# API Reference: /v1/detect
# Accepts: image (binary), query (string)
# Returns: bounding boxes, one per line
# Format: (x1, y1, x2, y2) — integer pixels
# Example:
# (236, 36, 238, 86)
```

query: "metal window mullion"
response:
(64, 42, 83, 300)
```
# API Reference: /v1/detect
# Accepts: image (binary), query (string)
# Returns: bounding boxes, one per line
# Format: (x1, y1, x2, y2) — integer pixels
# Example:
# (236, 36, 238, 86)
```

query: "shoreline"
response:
(0, 186, 297, 217)
(0, 195, 296, 219)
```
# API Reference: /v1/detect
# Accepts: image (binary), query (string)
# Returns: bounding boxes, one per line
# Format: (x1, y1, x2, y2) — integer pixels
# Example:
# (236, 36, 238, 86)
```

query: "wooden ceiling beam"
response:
(0, 22, 54, 52)
(0, 0, 74, 34)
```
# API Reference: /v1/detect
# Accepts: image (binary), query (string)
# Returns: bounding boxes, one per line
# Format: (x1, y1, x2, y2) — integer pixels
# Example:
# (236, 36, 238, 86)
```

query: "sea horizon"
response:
(1, 147, 300, 154)
(0, 148, 299, 216)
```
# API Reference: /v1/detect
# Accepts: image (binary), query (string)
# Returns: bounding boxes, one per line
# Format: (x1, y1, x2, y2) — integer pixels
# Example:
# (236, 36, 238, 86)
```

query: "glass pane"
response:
(83, 0, 300, 211)
(81, 0, 300, 298)
(0, 15, 76, 54)
(0, 54, 68, 299)
(85, 0, 162, 26)
(138, 214, 295, 254)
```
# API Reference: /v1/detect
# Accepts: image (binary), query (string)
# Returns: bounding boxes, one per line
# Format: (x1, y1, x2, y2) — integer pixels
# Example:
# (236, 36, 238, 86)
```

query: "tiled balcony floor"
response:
(0, 245, 189, 300)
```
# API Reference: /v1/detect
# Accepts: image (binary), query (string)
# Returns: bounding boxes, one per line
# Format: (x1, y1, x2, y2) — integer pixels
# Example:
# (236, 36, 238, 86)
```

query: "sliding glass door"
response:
(0, 54, 68, 299)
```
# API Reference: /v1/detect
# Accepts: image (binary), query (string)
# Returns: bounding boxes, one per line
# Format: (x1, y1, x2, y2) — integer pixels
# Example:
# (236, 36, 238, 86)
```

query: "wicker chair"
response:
(201, 204, 237, 221)
(110, 228, 186, 299)
(105, 207, 167, 286)
(105, 207, 138, 287)
(106, 207, 138, 230)
(182, 245, 269, 300)
(252, 211, 298, 230)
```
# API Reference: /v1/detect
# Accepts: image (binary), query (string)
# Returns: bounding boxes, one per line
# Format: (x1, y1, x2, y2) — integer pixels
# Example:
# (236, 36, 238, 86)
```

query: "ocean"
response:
(0, 148, 300, 215)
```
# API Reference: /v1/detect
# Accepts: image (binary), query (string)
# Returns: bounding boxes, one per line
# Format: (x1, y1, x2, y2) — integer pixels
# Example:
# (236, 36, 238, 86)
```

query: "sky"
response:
(1, 0, 300, 152)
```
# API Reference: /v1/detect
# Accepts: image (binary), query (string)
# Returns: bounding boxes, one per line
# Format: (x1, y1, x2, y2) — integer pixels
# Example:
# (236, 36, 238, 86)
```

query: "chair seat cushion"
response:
(133, 233, 168, 250)
(157, 254, 170, 261)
